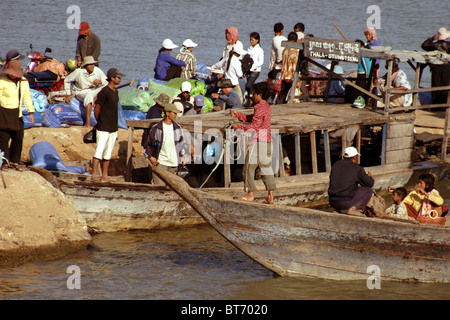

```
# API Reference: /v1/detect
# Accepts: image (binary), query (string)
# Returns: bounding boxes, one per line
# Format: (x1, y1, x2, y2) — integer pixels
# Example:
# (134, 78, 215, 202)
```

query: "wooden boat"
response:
(153, 166, 450, 283)
(53, 159, 448, 233)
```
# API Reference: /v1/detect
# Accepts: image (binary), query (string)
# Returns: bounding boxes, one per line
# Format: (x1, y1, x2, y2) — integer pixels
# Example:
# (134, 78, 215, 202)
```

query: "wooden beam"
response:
(324, 130, 331, 172)
(126, 126, 134, 182)
(310, 131, 318, 174)
(295, 133, 302, 175)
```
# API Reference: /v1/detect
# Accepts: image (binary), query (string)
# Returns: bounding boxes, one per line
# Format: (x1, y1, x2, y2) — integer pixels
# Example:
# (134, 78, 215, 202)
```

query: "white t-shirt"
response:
(270, 35, 288, 70)
(247, 44, 264, 72)
(158, 122, 178, 167)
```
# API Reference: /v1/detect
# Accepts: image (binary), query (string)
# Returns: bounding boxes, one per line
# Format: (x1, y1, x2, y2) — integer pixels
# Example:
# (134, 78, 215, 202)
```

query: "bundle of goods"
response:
(29, 141, 85, 174)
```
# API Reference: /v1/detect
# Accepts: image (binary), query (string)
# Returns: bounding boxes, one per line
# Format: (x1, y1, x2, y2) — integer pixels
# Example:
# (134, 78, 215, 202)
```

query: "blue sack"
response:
(29, 141, 85, 174)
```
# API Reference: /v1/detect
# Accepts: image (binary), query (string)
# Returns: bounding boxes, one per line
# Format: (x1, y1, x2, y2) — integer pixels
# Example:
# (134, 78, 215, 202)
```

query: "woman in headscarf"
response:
(222, 27, 243, 61)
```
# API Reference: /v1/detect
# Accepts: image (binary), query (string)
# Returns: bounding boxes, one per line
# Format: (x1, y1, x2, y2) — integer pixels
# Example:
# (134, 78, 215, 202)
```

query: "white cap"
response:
(181, 81, 192, 92)
(162, 38, 178, 50)
(182, 39, 198, 48)
(344, 147, 360, 158)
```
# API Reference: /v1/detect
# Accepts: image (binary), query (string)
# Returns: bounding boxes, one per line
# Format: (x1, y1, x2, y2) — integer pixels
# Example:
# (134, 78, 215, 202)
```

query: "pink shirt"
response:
(234, 100, 272, 144)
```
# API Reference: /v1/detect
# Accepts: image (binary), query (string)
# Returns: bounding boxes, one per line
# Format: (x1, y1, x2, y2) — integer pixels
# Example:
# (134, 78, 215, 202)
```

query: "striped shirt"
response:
(175, 50, 197, 79)
(234, 100, 272, 144)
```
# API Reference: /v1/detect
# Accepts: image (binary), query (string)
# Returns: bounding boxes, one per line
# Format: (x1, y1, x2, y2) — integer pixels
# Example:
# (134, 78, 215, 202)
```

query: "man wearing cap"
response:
(184, 95, 206, 116)
(175, 39, 198, 79)
(91, 68, 125, 183)
(76, 22, 101, 67)
(171, 81, 195, 115)
(144, 103, 186, 185)
(64, 56, 108, 127)
(421, 28, 450, 105)
(211, 79, 242, 110)
(0, 60, 35, 171)
(154, 39, 185, 81)
(328, 146, 374, 216)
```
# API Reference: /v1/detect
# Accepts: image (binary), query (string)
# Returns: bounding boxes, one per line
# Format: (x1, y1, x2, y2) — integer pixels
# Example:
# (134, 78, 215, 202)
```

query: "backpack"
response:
(241, 54, 254, 75)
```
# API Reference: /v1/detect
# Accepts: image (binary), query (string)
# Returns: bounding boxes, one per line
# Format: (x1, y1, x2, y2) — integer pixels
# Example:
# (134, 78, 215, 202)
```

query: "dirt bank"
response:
(0, 170, 92, 267)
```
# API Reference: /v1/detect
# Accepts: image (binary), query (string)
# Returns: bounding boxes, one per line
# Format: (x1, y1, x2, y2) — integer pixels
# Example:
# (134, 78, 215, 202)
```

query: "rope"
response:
(199, 118, 240, 189)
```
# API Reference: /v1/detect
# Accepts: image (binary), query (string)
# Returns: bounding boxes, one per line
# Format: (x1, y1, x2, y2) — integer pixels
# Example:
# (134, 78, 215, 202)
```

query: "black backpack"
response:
(241, 54, 254, 75)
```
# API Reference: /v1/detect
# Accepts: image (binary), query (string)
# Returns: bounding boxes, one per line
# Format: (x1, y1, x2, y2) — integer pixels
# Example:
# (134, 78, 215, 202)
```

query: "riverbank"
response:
(0, 170, 91, 267)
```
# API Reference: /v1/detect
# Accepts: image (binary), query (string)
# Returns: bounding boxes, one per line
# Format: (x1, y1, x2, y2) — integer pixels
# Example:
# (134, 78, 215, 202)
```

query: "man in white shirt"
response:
(145, 103, 186, 185)
(64, 56, 107, 127)
(269, 23, 288, 72)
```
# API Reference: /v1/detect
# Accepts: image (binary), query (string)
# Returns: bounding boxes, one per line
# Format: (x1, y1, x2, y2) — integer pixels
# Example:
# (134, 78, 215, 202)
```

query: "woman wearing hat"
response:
(0, 60, 35, 171)
(154, 39, 186, 81)
(175, 39, 198, 79)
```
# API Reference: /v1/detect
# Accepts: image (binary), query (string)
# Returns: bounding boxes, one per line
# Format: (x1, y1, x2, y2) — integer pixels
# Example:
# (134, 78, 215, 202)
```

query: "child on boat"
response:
(385, 186, 409, 220)
(403, 174, 447, 219)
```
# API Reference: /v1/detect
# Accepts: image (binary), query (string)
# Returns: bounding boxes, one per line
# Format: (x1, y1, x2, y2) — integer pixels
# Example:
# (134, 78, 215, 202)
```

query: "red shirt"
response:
(235, 100, 272, 144)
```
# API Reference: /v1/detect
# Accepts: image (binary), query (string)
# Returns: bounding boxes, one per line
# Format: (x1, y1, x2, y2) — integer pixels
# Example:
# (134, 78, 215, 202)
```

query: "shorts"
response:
(93, 130, 117, 160)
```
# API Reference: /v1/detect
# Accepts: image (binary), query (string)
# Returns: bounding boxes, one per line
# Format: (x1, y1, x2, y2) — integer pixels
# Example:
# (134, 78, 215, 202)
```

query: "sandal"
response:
(10, 163, 23, 172)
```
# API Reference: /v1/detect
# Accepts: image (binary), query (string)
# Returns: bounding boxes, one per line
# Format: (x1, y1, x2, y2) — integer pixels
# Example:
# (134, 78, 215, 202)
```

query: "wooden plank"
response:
(295, 133, 302, 175)
(310, 131, 318, 174)
(384, 59, 393, 116)
(126, 126, 134, 182)
(324, 130, 331, 172)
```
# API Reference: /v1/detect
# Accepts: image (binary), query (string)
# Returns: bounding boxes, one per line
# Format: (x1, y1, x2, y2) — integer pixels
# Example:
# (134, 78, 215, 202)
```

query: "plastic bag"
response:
(83, 128, 96, 144)
(119, 89, 154, 113)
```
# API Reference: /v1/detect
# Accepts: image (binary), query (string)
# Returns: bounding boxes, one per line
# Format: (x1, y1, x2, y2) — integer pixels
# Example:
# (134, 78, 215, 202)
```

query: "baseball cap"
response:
(181, 81, 192, 92)
(164, 103, 182, 114)
(194, 95, 205, 107)
(107, 68, 126, 79)
(344, 147, 360, 158)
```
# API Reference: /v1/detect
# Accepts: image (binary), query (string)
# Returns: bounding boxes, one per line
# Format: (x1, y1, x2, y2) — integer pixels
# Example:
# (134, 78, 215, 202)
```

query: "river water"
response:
(1, 0, 449, 301)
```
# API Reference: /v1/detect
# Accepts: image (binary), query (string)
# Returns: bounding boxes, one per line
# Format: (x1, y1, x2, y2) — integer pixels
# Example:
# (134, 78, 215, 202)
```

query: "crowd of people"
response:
(0, 20, 448, 213)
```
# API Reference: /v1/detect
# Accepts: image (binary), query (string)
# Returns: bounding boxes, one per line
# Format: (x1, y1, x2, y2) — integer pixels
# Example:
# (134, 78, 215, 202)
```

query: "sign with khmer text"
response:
(304, 36, 361, 64)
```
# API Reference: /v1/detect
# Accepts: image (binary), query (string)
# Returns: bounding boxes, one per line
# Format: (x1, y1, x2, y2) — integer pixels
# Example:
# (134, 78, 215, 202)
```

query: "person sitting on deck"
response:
(385, 186, 409, 220)
(403, 173, 447, 220)
(374, 59, 412, 111)
(328, 146, 374, 216)
(171, 81, 195, 115)
(211, 79, 242, 111)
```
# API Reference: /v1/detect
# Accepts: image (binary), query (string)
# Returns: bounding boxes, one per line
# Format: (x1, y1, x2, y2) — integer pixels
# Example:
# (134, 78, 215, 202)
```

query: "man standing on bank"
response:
(230, 82, 276, 204)
(91, 68, 125, 183)
(76, 21, 101, 67)
(328, 146, 374, 216)
(144, 103, 186, 185)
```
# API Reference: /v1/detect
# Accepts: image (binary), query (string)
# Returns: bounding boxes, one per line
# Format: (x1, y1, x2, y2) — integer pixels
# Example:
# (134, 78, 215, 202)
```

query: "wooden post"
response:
(356, 127, 361, 164)
(442, 91, 450, 160)
(341, 128, 347, 156)
(310, 131, 318, 174)
(384, 59, 393, 116)
(412, 62, 421, 108)
(289, 52, 303, 104)
(223, 131, 231, 188)
(279, 134, 285, 177)
(381, 123, 387, 165)
(324, 130, 331, 172)
(126, 125, 134, 182)
(295, 133, 302, 175)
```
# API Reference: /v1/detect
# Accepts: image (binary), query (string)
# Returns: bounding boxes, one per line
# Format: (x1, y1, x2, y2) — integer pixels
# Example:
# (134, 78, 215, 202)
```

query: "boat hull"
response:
(154, 167, 450, 283)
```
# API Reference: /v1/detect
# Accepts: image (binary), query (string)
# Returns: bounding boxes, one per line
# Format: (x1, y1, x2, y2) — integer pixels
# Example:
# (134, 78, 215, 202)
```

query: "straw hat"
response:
(2, 60, 24, 78)
(81, 56, 98, 67)
(162, 39, 178, 50)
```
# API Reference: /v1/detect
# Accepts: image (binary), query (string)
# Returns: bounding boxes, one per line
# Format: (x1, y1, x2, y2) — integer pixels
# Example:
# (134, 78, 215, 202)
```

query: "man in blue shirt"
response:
(211, 79, 242, 111)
